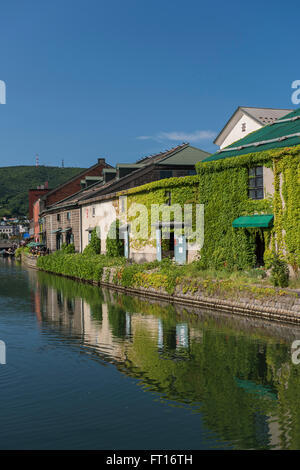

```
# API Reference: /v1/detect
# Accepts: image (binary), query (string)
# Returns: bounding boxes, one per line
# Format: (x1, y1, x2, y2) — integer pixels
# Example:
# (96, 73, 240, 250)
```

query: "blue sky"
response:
(0, 0, 299, 168)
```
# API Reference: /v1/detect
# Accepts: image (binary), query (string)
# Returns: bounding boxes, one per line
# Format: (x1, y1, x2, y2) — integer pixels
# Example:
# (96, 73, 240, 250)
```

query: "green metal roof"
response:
(204, 108, 300, 162)
(232, 214, 274, 228)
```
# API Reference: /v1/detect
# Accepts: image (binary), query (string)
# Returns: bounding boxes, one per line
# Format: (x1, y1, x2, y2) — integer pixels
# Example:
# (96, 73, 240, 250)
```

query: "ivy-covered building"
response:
(101, 107, 299, 271)
(196, 107, 300, 274)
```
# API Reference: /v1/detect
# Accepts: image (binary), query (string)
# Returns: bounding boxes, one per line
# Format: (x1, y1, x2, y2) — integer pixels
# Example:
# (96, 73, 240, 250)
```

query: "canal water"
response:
(0, 258, 300, 450)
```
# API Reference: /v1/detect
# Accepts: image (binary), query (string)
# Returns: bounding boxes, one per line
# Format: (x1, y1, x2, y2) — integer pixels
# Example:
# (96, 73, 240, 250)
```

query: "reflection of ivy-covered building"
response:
(31, 271, 300, 449)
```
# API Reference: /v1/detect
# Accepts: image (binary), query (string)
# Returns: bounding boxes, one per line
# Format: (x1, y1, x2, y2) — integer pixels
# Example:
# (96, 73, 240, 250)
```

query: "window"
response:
(92, 206, 96, 217)
(160, 170, 173, 180)
(249, 166, 264, 199)
(242, 122, 246, 132)
(67, 212, 71, 221)
(57, 214, 60, 222)
(188, 169, 196, 176)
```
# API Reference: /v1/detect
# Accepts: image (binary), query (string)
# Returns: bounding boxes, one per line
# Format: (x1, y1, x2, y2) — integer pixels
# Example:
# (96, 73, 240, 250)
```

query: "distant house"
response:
(214, 107, 292, 149)
(0, 225, 18, 238)
(34, 158, 111, 247)
(40, 180, 103, 252)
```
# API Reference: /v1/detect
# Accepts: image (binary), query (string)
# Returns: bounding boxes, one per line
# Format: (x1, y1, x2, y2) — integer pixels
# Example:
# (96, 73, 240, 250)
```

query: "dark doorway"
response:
(66, 231, 72, 245)
(255, 232, 265, 267)
(56, 233, 62, 251)
(162, 229, 175, 259)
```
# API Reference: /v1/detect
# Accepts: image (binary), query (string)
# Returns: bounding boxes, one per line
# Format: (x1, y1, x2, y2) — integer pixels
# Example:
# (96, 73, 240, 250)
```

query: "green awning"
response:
(61, 227, 72, 233)
(51, 229, 62, 233)
(232, 214, 274, 228)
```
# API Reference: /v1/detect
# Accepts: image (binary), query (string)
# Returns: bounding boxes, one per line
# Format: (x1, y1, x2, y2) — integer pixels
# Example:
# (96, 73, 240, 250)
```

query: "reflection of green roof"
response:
(235, 378, 277, 401)
(204, 108, 300, 162)
(232, 214, 274, 228)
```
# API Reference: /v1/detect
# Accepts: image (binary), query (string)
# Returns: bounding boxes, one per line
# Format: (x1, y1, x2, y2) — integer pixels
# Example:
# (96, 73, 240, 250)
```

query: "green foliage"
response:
(15, 245, 30, 258)
(83, 243, 97, 256)
(106, 219, 124, 257)
(83, 229, 100, 255)
(270, 254, 290, 288)
(37, 252, 125, 281)
(0, 165, 85, 216)
(61, 243, 75, 254)
(90, 228, 101, 254)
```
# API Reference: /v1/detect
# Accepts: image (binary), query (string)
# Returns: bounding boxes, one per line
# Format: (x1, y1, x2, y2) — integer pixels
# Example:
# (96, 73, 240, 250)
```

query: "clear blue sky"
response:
(0, 0, 299, 168)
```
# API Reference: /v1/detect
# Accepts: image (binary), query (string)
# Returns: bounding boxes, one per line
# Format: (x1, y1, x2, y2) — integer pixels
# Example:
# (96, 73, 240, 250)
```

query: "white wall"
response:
(81, 200, 117, 253)
(221, 113, 262, 149)
(263, 166, 274, 198)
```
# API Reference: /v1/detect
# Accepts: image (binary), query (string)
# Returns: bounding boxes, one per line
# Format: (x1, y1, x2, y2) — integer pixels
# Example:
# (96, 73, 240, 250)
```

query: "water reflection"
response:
(28, 269, 300, 450)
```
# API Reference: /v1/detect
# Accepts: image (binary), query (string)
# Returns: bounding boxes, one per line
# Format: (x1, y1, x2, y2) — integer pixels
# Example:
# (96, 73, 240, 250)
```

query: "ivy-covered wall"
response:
(119, 144, 300, 272)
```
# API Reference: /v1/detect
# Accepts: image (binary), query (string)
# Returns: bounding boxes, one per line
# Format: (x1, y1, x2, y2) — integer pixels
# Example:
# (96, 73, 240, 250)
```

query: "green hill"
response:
(0, 165, 86, 217)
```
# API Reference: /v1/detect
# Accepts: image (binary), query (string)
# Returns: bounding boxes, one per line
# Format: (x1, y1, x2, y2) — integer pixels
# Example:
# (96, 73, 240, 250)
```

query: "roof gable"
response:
(214, 106, 292, 147)
(203, 108, 300, 162)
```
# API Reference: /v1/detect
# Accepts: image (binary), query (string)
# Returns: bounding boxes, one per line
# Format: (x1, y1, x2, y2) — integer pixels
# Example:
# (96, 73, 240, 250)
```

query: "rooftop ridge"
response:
(136, 142, 189, 163)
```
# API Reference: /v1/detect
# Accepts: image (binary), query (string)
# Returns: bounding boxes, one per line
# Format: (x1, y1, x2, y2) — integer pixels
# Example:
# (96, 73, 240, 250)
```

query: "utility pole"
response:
(35, 154, 39, 167)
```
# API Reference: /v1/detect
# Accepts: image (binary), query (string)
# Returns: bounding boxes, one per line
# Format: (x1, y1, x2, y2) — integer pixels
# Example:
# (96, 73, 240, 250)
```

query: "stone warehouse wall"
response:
(45, 208, 80, 252)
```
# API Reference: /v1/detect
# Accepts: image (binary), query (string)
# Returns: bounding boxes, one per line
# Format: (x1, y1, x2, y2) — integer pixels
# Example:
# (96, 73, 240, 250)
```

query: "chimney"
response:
(98, 158, 105, 165)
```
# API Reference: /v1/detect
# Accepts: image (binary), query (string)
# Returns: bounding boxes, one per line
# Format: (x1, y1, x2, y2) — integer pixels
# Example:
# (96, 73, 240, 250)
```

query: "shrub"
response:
(37, 253, 125, 281)
(106, 220, 124, 257)
(61, 243, 75, 254)
(83, 228, 101, 255)
(15, 246, 30, 258)
(270, 254, 289, 287)
(83, 243, 97, 256)
(90, 228, 101, 254)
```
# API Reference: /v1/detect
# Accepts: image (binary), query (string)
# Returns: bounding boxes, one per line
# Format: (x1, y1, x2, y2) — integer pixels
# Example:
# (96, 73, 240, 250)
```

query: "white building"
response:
(214, 106, 292, 149)
(0, 225, 17, 238)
